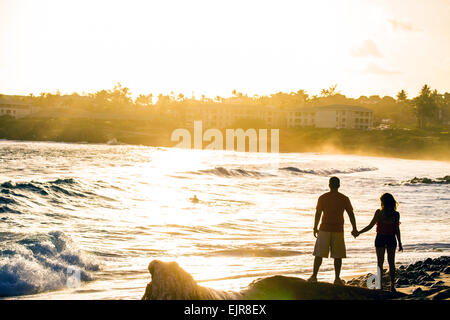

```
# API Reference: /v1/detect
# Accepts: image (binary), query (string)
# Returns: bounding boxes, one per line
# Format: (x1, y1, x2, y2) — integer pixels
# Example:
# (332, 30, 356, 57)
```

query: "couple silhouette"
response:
(308, 177, 403, 292)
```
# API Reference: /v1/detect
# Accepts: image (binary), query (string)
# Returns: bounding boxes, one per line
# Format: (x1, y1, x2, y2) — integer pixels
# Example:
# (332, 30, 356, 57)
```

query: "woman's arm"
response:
(358, 210, 379, 235)
(395, 212, 403, 251)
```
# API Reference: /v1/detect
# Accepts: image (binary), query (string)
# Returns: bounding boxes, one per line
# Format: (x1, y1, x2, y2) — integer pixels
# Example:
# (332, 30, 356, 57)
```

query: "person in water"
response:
(308, 177, 358, 285)
(355, 193, 403, 292)
(190, 195, 199, 203)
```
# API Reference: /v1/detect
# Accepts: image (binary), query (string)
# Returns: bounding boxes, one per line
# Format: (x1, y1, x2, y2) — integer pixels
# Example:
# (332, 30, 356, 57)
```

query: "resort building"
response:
(179, 103, 373, 130)
(0, 97, 33, 118)
(287, 105, 373, 129)
(183, 104, 286, 128)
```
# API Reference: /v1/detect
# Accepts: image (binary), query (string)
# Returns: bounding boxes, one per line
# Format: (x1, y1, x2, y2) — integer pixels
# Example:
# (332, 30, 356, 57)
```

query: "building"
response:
(178, 103, 372, 130)
(287, 105, 373, 129)
(183, 104, 286, 128)
(0, 97, 33, 118)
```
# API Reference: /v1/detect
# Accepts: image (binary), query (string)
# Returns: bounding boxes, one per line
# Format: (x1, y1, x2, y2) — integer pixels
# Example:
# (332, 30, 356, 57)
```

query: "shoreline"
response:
(1, 256, 449, 300)
(0, 137, 449, 164)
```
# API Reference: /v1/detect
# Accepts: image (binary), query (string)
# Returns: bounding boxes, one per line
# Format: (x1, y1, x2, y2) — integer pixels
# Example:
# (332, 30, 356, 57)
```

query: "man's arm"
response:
(347, 209, 358, 235)
(313, 208, 322, 238)
(345, 198, 358, 236)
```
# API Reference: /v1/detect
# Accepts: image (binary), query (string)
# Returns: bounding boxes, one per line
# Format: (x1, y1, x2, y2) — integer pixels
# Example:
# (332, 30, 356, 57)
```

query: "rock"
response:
(432, 288, 450, 300)
(408, 271, 421, 283)
(444, 267, 450, 274)
(432, 258, 443, 266)
(396, 278, 409, 286)
(431, 281, 445, 288)
(141, 260, 406, 300)
(428, 265, 440, 271)
(424, 258, 433, 265)
(418, 270, 428, 277)
(412, 287, 423, 295)
(406, 264, 414, 272)
(142, 260, 240, 300)
(430, 271, 440, 278)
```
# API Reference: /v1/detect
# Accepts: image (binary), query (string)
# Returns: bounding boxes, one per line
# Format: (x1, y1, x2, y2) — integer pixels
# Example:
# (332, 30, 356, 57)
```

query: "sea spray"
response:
(0, 231, 99, 297)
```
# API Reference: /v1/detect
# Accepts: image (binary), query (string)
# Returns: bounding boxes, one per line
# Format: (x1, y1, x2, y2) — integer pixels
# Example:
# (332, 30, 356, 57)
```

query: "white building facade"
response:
(287, 105, 373, 129)
(0, 97, 33, 118)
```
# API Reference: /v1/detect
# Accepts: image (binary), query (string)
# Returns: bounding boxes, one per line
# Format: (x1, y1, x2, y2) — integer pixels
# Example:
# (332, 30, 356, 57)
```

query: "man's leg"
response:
(334, 258, 342, 280)
(309, 231, 330, 282)
(312, 256, 323, 279)
(330, 232, 346, 284)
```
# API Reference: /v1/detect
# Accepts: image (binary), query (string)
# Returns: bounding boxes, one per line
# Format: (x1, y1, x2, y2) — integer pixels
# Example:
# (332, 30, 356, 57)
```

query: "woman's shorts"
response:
(375, 234, 397, 248)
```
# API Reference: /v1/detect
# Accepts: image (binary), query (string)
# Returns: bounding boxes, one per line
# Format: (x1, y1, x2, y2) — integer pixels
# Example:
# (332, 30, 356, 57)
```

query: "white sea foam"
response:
(0, 231, 99, 297)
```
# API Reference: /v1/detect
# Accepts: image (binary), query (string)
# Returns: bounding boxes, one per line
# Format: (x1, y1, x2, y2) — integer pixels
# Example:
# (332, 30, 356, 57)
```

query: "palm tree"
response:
(413, 84, 437, 128)
(396, 90, 407, 102)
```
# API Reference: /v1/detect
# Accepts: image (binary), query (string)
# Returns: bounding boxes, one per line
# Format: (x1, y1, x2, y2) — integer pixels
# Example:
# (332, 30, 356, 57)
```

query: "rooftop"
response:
(0, 96, 30, 108)
(288, 104, 373, 112)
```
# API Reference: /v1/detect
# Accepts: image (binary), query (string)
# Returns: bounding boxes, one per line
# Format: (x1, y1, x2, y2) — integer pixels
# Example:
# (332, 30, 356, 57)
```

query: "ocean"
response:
(0, 140, 449, 299)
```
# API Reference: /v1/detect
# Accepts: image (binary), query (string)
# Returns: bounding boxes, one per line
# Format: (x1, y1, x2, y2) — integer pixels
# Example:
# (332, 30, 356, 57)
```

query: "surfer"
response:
(190, 195, 199, 203)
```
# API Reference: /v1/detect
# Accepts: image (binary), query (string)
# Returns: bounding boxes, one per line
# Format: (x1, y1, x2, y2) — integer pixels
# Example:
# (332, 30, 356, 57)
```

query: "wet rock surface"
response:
(142, 260, 405, 300)
(347, 256, 450, 300)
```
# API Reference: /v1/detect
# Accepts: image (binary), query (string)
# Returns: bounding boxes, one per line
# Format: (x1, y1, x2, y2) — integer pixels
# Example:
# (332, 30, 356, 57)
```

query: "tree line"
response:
(4, 83, 450, 129)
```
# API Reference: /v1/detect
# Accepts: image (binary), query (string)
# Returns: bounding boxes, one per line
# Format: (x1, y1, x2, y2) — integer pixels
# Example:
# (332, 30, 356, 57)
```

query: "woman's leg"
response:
(387, 247, 396, 292)
(376, 247, 385, 289)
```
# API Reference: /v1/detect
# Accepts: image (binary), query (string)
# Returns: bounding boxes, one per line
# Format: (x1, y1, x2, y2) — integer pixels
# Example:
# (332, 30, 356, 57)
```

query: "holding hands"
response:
(351, 229, 360, 238)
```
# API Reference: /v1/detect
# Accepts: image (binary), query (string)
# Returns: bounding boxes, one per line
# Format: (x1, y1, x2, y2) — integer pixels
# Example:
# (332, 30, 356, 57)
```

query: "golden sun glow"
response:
(1, 0, 449, 98)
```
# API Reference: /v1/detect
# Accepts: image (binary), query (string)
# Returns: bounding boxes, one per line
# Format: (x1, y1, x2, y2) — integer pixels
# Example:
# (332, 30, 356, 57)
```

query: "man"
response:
(308, 176, 358, 285)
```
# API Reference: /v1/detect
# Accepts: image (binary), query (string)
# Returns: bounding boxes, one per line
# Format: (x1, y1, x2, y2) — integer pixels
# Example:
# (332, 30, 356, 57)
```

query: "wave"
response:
(0, 206, 21, 214)
(0, 178, 105, 216)
(279, 166, 378, 176)
(0, 178, 82, 197)
(387, 176, 450, 186)
(191, 167, 271, 178)
(0, 231, 99, 297)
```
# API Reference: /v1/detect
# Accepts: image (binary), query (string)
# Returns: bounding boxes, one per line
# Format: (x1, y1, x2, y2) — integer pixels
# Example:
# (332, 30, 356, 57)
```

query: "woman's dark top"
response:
(376, 209, 400, 235)
(375, 209, 399, 248)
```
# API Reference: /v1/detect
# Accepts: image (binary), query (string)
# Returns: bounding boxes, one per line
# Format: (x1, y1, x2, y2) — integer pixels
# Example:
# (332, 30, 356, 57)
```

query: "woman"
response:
(357, 193, 403, 292)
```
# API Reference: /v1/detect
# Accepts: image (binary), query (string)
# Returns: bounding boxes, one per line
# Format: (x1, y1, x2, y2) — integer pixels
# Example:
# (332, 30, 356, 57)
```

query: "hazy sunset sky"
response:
(1, 0, 449, 98)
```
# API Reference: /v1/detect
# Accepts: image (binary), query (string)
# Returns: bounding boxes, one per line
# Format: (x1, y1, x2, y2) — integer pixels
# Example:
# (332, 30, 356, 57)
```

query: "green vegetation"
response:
(1, 116, 449, 161)
(0, 84, 449, 160)
(3, 83, 450, 128)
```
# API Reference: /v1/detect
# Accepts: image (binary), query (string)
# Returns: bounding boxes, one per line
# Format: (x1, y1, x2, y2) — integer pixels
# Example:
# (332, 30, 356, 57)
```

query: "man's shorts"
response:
(313, 231, 346, 258)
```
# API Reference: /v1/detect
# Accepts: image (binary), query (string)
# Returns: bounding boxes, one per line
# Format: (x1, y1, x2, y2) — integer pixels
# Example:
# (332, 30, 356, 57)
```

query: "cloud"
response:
(365, 62, 401, 75)
(388, 19, 416, 32)
(351, 40, 382, 58)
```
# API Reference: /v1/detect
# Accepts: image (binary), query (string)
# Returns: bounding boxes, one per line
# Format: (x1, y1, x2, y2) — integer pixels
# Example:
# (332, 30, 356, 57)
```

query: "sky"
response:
(0, 0, 449, 99)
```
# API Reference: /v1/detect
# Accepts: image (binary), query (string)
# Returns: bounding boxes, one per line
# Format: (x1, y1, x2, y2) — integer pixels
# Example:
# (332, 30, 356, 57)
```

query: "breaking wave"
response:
(190, 167, 271, 177)
(279, 166, 378, 176)
(0, 231, 99, 297)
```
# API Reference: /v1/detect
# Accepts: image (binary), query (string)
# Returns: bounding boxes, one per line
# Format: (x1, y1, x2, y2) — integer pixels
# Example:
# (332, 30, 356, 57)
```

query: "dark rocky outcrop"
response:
(142, 260, 241, 300)
(142, 260, 405, 300)
(347, 256, 450, 300)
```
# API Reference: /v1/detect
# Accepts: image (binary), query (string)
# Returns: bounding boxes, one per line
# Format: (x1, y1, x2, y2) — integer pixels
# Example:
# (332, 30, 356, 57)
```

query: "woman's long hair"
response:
(380, 193, 397, 217)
